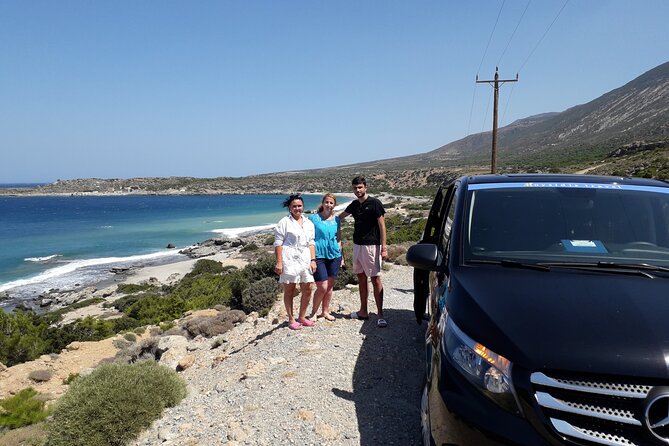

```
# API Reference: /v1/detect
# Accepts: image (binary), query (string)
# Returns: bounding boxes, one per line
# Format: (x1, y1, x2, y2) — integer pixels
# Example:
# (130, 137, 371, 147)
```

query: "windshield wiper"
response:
(539, 261, 669, 278)
(468, 259, 550, 272)
(596, 262, 669, 273)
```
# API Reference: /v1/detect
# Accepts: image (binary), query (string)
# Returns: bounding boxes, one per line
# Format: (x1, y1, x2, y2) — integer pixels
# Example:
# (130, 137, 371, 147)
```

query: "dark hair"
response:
(351, 176, 366, 186)
(282, 193, 303, 208)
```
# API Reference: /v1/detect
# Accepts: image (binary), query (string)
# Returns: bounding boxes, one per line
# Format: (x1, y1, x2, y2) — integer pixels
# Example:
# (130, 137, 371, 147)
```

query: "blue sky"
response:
(1, 1, 667, 182)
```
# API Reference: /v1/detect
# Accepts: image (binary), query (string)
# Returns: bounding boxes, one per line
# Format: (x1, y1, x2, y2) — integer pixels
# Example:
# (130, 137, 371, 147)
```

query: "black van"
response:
(406, 174, 669, 446)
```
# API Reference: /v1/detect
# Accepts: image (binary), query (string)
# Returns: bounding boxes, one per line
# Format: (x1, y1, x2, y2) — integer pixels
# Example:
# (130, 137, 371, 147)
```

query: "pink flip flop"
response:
(298, 318, 316, 327)
(289, 321, 302, 330)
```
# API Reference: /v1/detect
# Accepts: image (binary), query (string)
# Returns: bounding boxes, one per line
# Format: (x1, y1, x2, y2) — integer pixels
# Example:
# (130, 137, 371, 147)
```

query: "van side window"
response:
(439, 185, 458, 264)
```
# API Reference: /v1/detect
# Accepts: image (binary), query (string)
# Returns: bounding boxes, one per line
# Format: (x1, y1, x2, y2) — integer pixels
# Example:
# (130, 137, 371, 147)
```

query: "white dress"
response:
(274, 214, 316, 280)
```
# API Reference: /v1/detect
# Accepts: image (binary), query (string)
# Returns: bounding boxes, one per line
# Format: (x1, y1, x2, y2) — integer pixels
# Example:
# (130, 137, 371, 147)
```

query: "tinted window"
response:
(464, 184, 669, 266)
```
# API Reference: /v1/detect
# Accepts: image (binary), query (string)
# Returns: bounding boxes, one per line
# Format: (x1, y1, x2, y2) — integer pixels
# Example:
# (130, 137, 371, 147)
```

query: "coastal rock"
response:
(166, 243, 176, 249)
(0, 362, 6, 372)
(111, 266, 136, 274)
(0, 291, 9, 301)
(177, 353, 196, 371)
(65, 342, 82, 351)
(157, 335, 189, 370)
(179, 244, 220, 258)
(47, 286, 97, 307)
(14, 301, 33, 312)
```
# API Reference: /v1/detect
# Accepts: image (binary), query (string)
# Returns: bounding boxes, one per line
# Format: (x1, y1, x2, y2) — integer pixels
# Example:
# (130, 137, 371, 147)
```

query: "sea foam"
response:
(24, 254, 62, 263)
(0, 250, 183, 294)
(212, 224, 276, 238)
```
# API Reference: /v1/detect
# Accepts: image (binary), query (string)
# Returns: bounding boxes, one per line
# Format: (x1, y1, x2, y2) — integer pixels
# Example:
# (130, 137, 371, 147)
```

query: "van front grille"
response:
(530, 372, 663, 446)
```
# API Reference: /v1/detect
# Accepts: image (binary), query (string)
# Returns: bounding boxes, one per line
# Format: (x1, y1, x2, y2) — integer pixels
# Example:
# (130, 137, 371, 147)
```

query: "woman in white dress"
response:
(274, 194, 317, 330)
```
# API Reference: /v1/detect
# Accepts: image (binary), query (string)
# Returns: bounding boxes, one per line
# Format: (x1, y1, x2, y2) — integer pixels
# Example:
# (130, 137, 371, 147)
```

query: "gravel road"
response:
(133, 264, 426, 445)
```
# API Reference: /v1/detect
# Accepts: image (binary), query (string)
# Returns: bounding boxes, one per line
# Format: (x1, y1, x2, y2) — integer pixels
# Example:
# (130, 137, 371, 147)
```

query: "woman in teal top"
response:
(308, 193, 344, 321)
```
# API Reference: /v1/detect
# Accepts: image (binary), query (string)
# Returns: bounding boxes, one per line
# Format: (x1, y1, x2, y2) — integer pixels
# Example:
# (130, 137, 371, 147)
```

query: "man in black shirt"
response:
(339, 176, 388, 327)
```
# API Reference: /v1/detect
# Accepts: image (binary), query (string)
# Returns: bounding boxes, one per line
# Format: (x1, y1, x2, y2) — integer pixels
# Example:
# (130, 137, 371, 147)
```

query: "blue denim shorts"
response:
(313, 257, 342, 282)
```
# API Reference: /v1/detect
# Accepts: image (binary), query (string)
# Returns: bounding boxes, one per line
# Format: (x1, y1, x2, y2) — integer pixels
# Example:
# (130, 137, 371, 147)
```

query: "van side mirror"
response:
(406, 243, 440, 271)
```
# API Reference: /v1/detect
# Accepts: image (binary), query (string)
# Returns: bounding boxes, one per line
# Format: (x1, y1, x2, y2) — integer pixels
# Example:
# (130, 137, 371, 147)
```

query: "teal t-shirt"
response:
(308, 213, 342, 259)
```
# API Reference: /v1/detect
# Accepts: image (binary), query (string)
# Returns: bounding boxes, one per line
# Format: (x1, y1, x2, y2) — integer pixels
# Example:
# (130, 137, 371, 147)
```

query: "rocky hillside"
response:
(2, 61, 668, 197)
(334, 61, 669, 172)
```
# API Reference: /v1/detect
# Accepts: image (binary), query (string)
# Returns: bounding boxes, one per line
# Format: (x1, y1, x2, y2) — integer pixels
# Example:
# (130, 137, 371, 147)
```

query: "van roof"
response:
(463, 173, 669, 188)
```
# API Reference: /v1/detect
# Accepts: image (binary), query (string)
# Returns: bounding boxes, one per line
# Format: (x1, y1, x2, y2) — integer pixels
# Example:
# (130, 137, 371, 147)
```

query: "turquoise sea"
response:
(0, 193, 330, 304)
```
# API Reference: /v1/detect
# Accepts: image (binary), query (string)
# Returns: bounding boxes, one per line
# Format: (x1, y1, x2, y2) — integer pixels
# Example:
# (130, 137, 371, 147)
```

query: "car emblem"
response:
(645, 392, 669, 443)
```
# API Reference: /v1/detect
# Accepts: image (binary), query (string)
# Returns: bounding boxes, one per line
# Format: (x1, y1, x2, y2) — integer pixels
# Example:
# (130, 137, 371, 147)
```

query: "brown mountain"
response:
(328, 60, 669, 171)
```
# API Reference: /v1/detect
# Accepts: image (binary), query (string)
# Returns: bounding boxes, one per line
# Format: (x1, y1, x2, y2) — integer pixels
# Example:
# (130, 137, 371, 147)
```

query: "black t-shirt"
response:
(345, 196, 385, 245)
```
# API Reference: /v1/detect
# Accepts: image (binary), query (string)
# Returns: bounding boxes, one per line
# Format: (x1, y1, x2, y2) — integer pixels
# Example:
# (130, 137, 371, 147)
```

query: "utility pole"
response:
(476, 67, 518, 173)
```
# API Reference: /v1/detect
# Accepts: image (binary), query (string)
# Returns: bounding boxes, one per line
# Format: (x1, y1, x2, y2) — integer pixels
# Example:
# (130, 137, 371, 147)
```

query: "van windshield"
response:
(464, 182, 669, 267)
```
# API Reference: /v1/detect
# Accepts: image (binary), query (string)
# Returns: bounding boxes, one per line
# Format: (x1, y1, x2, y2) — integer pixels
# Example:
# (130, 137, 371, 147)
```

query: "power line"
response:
(476, 0, 506, 75)
(481, 85, 493, 133)
(466, 84, 479, 137)
(500, 81, 517, 126)
(517, 0, 570, 74)
(497, 0, 532, 67)
(469, 0, 506, 136)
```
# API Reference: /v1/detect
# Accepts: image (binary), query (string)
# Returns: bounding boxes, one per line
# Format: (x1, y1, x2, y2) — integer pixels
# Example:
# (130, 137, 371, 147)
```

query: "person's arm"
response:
(338, 210, 350, 219)
(336, 217, 344, 266)
(274, 220, 285, 275)
(308, 222, 317, 272)
(274, 245, 283, 275)
(309, 245, 317, 273)
(378, 215, 387, 259)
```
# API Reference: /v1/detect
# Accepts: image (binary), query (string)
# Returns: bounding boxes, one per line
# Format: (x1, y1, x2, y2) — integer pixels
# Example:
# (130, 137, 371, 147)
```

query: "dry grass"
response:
(0, 422, 47, 446)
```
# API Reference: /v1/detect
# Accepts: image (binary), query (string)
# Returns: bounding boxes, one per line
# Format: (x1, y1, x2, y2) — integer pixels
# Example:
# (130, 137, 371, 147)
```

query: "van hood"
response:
(449, 265, 669, 378)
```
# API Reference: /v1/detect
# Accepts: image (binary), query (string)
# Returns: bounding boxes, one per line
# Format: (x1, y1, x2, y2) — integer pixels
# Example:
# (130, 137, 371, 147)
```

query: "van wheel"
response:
(421, 380, 435, 446)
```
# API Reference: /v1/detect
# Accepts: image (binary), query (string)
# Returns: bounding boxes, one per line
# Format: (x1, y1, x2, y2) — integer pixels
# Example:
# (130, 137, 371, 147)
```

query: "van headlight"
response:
(444, 318, 520, 414)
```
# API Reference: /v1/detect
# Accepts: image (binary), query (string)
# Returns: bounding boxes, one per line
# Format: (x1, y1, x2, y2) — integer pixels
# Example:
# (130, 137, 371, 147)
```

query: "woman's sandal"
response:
(322, 314, 336, 321)
(289, 321, 302, 330)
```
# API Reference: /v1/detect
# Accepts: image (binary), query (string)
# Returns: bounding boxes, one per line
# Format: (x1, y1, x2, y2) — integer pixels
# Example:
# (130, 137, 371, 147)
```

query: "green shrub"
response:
(115, 283, 156, 294)
(103, 293, 143, 311)
(228, 272, 250, 299)
(334, 267, 358, 290)
(221, 265, 239, 274)
(112, 338, 131, 350)
(27, 370, 53, 383)
(169, 273, 232, 311)
(124, 295, 186, 325)
(240, 242, 259, 252)
(0, 421, 48, 446)
(45, 317, 116, 354)
(385, 214, 426, 244)
(46, 361, 187, 446)
(63, 373, 79, 385)
(241, 277, 279, 316)
(109, 317, 142, 333)
(0, 311, 49, 367)
(262, 234, 274, 246)
(242, 254, 276, 282)
(0, 388, 50, 430)
(122, 332, 137, 342)
(186, 259, 224, 277)
(159, 322, 175, 332)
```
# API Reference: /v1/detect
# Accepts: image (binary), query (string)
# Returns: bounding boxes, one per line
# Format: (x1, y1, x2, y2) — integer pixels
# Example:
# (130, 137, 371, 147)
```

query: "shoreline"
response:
(0, 190, 408, 314)
(0, 230, 275, 315)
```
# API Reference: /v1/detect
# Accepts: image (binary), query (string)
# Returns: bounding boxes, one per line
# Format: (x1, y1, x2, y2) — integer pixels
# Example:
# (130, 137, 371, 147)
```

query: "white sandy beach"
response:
(123, 252, 248, 286)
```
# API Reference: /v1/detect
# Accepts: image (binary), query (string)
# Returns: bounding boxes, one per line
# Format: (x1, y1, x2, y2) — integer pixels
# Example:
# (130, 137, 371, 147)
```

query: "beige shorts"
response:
(352, 244, 382, 277)
(279, 269, 315, 284)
